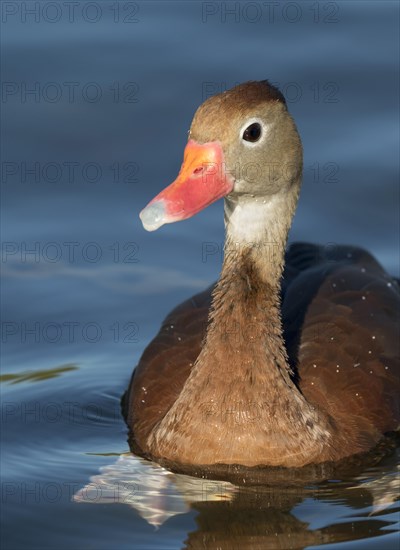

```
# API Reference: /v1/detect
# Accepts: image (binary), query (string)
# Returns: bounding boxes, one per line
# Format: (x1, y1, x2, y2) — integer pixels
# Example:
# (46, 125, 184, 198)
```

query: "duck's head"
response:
(140, 80, 302, 232)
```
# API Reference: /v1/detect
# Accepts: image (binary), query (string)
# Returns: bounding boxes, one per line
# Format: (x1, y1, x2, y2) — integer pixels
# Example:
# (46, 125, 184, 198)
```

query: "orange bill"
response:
(140, 140, 234, 231)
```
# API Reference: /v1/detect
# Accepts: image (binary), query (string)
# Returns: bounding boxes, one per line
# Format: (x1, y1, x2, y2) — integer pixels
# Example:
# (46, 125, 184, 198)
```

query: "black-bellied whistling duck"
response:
(125, 81, 399, 472)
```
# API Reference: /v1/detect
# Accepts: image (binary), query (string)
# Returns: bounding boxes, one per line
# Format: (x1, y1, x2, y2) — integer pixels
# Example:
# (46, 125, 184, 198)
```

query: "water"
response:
(1, 1, 399, 548)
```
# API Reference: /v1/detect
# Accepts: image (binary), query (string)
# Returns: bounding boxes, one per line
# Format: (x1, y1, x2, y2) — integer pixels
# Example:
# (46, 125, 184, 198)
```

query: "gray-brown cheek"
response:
(227, 150, 245, 187)
(224, 148, 275, 197)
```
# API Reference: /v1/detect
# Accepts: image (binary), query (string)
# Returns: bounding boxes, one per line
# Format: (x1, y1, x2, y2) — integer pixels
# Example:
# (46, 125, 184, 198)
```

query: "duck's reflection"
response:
(73, 453, 399, 548)
(74, 454, 237, 526)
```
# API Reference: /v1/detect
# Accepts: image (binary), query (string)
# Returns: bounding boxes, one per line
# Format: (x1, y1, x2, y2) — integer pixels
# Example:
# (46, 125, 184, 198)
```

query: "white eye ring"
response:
(239, 118, 270, 147)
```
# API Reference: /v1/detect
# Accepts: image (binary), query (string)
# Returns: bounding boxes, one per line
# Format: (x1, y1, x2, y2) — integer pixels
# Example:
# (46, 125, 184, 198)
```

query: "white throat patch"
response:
(226, 194, 284, 245)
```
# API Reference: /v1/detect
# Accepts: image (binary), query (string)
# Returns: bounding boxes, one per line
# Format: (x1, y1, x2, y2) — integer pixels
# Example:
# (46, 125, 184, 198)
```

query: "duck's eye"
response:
(242, 122, 262, 143)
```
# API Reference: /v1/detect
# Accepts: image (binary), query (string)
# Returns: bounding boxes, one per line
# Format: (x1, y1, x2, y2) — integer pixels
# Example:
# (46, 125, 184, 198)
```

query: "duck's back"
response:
(125, 243, 400, 458)
(283, 243, 400, 453)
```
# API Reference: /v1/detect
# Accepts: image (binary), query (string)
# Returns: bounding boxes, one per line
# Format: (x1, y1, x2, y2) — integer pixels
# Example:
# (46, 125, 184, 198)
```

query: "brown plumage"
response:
(124, 81, 399, 474)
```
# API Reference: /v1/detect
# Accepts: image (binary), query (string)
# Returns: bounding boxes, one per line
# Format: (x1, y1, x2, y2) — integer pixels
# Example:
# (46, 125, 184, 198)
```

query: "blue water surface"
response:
(1, 1, 399, 549)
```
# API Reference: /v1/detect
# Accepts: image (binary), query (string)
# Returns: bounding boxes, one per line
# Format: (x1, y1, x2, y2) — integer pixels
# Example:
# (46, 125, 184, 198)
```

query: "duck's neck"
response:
(150, 183, 334, 467)
(190, 186, 302, 408)
(206, 189, 299, 384)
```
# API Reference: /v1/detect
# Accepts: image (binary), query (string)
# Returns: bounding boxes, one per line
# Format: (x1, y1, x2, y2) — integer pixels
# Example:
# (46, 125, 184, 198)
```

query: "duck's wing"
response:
(282, 243, 400, 452)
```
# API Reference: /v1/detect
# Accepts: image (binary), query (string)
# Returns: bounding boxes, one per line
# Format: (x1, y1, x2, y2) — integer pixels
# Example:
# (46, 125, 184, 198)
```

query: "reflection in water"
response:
(74, 454, 237, 527)
(0, 364, 79, 384)
(347, 463, 400, 515)
(74, 453, 399, 548)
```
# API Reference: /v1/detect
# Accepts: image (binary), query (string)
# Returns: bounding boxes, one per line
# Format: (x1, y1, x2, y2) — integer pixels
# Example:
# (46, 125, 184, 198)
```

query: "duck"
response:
(124, 80, 399, 472)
